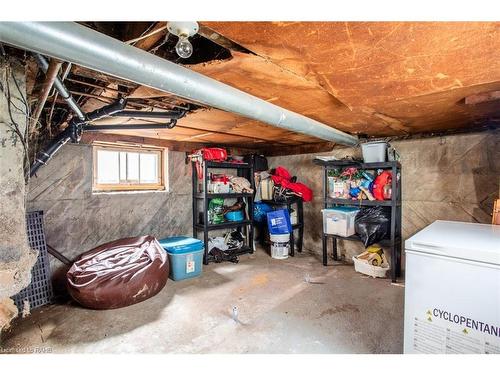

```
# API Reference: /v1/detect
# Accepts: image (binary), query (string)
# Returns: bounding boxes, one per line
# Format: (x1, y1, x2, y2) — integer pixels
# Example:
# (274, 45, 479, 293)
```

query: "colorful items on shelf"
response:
(254, 202, 273, 222)
(256, 175, 273, 201)
(208, 173, 231, 194)
(254, 165, 311, 204)
(206, 173, 253, 194)
(270, 166, 313, 202)
(372, 171, 392, 200)
(327, 167, 393, 201)
(224, 210, 244, 222)
(208, 231, 246, 264)
(208, 198, 225, 224)
(229, 176, 254, 194)
(208, 199, 247, 225)
(189, 147, 228, 180)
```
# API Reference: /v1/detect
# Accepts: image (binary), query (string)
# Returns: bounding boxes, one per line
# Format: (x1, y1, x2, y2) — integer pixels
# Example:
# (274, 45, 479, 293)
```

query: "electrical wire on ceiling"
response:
(126, 23, 168, 45)
(149, 33, 169, 54)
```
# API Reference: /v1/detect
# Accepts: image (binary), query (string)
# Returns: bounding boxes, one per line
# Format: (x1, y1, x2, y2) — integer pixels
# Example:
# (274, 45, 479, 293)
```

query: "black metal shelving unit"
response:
(192, 161, 255, 264)
(313, 159, 402, 282)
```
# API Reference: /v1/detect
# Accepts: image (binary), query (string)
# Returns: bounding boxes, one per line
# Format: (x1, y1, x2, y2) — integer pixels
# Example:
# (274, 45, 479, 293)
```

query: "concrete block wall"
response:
(267, 130, 500, 267)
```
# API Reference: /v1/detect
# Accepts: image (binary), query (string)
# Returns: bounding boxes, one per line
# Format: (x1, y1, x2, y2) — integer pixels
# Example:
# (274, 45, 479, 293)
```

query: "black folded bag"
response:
(354, 207, 391, 247)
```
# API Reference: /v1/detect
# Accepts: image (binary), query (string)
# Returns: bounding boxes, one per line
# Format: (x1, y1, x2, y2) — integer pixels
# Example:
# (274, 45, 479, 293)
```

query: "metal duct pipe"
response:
(35, 53, 86, 121)
(0, 22, 358, 146)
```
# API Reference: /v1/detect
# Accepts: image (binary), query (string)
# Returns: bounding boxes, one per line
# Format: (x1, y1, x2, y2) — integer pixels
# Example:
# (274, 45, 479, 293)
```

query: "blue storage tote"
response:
(158, 236, 204, 281)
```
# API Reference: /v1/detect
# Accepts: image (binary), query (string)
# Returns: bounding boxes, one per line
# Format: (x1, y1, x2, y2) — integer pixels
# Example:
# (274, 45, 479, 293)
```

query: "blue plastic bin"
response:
(158, 236, 204, 281)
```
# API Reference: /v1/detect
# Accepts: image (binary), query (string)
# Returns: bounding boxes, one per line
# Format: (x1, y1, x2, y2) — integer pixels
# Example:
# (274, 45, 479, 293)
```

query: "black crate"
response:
(12, 211, 53, 313)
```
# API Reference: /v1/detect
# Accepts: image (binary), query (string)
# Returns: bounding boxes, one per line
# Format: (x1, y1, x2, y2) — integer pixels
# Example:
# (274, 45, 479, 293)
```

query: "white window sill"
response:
(92, 189, 168, 196)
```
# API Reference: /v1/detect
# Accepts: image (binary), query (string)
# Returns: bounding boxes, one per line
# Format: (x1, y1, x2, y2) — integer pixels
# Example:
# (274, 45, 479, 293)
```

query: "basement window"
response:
(93, 144, 166, 192)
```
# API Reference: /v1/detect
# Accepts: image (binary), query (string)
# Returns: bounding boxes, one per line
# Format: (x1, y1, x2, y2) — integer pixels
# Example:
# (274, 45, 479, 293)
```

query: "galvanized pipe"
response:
(0, 22, 358, 145)
(34, 53, 85, 120)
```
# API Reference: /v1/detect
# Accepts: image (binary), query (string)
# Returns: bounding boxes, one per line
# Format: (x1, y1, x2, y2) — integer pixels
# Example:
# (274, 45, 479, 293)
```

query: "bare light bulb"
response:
(175, 34, 193, 59)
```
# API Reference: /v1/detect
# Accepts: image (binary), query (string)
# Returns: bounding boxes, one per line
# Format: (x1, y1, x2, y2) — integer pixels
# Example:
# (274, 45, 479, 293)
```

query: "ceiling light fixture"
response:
(167, 21, 199, 59)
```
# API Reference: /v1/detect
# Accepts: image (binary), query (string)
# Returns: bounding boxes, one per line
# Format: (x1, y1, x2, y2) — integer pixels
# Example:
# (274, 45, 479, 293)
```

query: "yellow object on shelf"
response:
(367, 245, 382, 254)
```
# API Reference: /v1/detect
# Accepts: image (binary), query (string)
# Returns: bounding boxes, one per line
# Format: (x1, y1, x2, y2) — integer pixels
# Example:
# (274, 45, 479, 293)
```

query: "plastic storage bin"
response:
(159, 236, 204, 281)
(353, 256, 389, 278)
(207, 181, 231, 194)
(224, 210, 244, 222)
(322, 207, 360, 237)
(361, 141, 388, 163)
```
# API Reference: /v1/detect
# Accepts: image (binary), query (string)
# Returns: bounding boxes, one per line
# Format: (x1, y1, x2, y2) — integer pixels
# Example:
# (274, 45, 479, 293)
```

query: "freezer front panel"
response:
(404, 251, 500, 354)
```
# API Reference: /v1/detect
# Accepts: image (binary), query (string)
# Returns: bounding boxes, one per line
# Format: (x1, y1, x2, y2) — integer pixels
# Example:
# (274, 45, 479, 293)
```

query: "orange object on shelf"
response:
(372, 171, 392, 201)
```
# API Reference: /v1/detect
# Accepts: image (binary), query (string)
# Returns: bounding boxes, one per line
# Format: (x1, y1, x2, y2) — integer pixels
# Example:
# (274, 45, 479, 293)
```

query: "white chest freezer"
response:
(404, 220, 500, 354)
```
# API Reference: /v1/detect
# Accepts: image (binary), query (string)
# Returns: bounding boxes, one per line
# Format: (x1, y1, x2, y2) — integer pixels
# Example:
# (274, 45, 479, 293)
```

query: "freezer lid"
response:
(405, 220, 500, 265)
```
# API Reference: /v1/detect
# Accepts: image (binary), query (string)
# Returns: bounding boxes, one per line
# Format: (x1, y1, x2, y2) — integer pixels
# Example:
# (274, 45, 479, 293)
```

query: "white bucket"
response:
(270, 233, 290, 259)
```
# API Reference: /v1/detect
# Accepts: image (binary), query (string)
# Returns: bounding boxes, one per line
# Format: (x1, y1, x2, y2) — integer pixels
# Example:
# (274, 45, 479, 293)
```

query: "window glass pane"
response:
(94, 146, 165, 191)
(119, 152, 126, 181)
(97, 150, 119, 183)
(126, 152, 140, 181)
(140, 152, 159, 183)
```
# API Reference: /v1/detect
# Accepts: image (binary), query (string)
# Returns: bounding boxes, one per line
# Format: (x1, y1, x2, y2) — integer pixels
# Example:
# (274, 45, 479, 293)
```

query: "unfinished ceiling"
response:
(23, 22, 500, 153)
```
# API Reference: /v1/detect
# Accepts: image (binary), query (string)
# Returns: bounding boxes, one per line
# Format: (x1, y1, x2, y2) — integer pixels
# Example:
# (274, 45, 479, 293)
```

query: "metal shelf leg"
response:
(391, 243, 397, 282)
(332, 237, 338, 261)
(322, 234, 327, 266)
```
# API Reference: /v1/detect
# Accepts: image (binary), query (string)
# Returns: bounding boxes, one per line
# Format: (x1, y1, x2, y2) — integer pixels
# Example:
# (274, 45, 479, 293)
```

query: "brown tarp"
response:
(67, 235, 169, 309)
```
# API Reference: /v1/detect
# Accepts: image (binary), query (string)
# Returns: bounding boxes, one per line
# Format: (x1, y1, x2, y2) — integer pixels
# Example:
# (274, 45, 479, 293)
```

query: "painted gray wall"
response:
(27, 143, 193, 278)
(268, 130, 500, 265)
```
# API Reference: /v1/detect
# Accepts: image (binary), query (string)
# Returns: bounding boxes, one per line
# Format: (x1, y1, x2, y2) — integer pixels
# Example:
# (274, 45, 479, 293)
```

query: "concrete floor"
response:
(1, 248, 404, 353)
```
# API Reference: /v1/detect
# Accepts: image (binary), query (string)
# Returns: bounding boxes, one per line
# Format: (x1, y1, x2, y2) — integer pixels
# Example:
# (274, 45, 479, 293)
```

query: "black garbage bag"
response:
(354, 207, 391, 247)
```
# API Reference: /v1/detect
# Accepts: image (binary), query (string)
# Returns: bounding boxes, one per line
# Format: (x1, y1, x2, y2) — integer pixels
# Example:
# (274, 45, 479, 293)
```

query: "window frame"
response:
(92, 143, 166, 192)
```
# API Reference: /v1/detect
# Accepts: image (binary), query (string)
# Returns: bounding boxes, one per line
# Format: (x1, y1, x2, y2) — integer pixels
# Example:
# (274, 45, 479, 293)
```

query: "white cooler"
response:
(404, 220, 500, 354)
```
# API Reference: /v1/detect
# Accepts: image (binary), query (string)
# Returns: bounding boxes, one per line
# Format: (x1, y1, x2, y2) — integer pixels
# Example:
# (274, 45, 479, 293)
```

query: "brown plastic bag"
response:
(67, 236, 168, 309)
